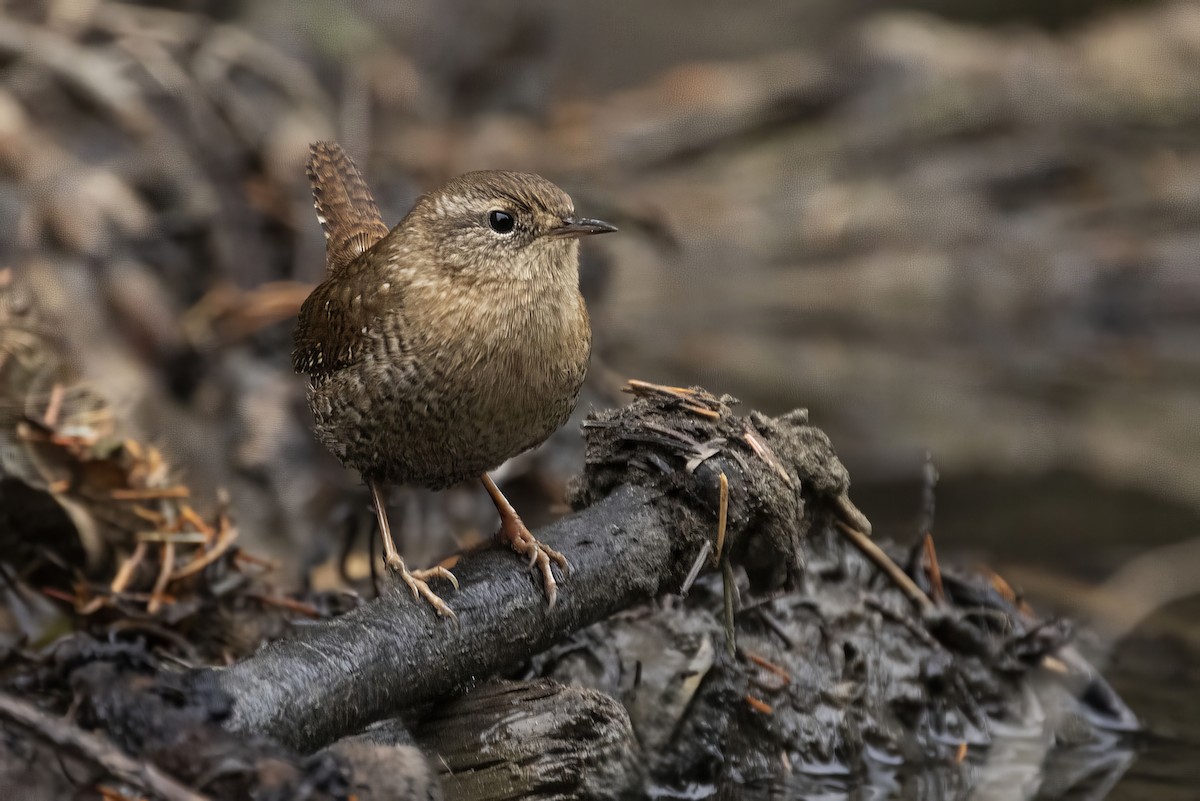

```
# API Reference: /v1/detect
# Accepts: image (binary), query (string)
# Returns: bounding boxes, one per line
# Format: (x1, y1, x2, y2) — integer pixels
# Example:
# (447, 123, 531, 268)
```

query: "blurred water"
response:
(855, 470, 1200, 800)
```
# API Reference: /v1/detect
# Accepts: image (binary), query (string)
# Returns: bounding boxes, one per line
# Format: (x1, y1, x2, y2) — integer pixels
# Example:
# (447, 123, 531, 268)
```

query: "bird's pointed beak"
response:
(547, 216, 618, 238)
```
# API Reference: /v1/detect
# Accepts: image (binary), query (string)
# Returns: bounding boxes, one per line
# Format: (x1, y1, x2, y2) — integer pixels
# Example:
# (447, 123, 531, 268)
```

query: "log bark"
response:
(415, 679, 643, 801)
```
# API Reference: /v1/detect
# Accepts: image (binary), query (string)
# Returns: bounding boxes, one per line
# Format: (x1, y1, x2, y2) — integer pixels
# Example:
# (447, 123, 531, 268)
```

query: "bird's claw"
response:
(386, 556, 457, 619)
(502, 522, 570, 609)
(413, 565, 460, 591)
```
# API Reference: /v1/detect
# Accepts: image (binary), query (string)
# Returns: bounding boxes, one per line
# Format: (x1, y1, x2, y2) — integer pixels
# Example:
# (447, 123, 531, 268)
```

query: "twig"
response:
(147, 541, 174, 614)
(623, 379, 700, 397)
(835, 521, 933, 611)
(0, 691, 212, 801)
(130, 506, 166, 526)
(42, 382, 65, 428)
(711, 471, 728, 567)
(744, 694, 773, 714)
(919, 451, 938, 539)
(864, 598, 942, 651)
(683, 403, 720, 420)
(247, 593, 322, 619)
(81, 541, 150, 615)
(624, 379, 723, 419)
(976, 564, 1023, 608)
(641, 420, 702, 450)
(679, 541, 711, 596)
(137, 531, 208, 544)
(233, 550, 278, 571)
(744, 651, 791, 686)
(182, 281, 315, 345)
(179, 505, 215, 543)
(722, 556, 737, 658)
(169, 521, 238, 581)
(832, 492, 872, 536)
(1041, 655, 1069, 675)
(111, 487, 190, 501)
(923, 534, 945, 604)
(41, 587, 77, 604)
(742, 428, 794, 487)
(751, 607, 796, 649)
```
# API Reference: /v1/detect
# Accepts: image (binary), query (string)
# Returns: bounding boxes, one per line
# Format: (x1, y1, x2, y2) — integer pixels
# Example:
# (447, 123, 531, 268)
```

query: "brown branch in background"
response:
(137, 531, 207, 545)
(147, 541, 174, 615)
(0, 691, 212, 801)
(246, 593, 321, 619)
(170, 520, 238, 581)
(111, 542, 148, 595)
(41, 382, 64, 427)
(178, 505, 214, 543)
(181, 281, 315, 346)
(79, 541, 151, 614)
(110, 487, 190, 501)
(0, 312, 278, 626)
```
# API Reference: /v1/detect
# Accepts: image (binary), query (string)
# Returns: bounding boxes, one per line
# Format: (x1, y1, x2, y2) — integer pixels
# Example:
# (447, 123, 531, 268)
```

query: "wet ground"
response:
(858, 472, 1200, 800)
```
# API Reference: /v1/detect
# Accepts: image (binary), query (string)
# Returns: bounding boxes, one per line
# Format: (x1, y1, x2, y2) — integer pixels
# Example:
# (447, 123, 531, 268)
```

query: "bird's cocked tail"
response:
(306, 141, 391, 273)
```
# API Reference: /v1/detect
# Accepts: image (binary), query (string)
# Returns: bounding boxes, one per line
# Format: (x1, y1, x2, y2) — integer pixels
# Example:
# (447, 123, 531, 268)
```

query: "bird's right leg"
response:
(369, 480, 458, 617)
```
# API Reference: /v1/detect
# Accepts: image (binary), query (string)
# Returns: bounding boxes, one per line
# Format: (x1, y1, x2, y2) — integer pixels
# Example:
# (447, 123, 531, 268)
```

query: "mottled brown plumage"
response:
(294, 141, 615, 615)
(306, 141, 390, 273)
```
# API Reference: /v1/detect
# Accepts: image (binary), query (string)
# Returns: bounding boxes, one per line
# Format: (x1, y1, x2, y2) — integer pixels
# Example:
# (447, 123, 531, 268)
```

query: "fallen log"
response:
(193, 484, 671, 752)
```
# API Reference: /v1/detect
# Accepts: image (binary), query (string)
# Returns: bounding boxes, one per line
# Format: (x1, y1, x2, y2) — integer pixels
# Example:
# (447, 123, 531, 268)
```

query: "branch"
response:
(192, 485, 698, 752)
(0, 691, 211, 801)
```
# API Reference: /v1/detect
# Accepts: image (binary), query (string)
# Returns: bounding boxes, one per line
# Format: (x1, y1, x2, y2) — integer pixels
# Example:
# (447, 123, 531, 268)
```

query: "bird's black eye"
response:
(488, 210, 516, 234)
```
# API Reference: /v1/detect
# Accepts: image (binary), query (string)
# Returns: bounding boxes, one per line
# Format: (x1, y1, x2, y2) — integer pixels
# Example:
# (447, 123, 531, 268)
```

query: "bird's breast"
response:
(404, 280, 590, 425)
(469, 285, 590, 401)
(317, 280, 591, 486)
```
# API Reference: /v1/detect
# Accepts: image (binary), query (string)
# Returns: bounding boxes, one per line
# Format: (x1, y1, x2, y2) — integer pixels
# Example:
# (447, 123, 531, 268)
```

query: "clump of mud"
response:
(572, 381, 853, 591)
(549, 383, 1134, 790)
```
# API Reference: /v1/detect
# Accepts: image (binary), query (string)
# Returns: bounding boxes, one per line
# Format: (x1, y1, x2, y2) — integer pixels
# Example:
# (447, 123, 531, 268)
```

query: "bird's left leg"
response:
(369, 480, 458, 617)
(481, 473, 570, 607)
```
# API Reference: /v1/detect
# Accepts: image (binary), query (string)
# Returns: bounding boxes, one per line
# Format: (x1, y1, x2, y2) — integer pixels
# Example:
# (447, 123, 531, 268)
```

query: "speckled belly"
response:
(308, 339, 588, 489)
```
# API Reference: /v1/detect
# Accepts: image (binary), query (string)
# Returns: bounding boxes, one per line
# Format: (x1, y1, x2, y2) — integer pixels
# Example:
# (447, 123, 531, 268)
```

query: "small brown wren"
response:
(293, 142, 616, 616)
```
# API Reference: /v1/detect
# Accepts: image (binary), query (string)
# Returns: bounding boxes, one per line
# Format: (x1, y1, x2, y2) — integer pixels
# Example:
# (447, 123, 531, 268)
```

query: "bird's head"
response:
(408, 170, 616, 286)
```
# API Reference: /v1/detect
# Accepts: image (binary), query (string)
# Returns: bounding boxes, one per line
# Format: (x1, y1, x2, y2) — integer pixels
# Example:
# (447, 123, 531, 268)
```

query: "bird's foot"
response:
(385, 554, 457, 618)
(498, 517, 570, 608)
(411, 564, 460, 590)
